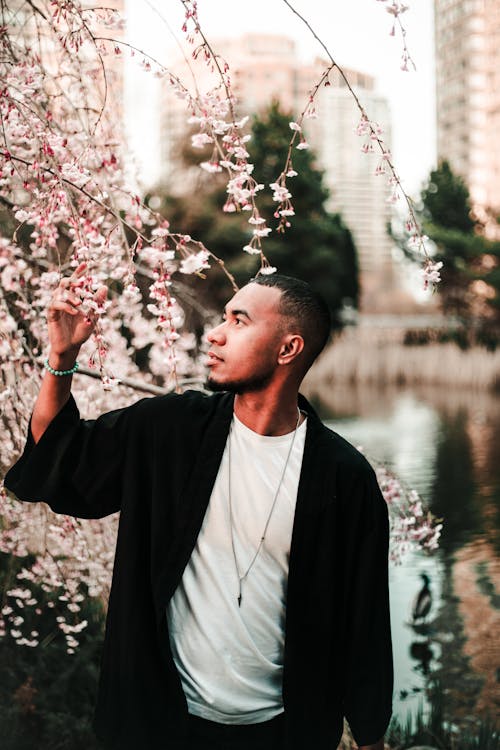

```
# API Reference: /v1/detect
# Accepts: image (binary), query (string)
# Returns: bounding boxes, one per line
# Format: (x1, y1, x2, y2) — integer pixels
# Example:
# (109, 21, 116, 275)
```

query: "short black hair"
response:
(250, 274, 331, 368)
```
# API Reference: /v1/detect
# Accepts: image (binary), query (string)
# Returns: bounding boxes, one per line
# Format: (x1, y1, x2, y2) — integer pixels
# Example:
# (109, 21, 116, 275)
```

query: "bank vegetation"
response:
(309, 327, 500, 392)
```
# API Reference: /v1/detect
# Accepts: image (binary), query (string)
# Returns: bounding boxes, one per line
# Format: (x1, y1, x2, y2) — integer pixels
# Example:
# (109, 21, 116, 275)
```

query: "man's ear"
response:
(277, 334, 304, 365)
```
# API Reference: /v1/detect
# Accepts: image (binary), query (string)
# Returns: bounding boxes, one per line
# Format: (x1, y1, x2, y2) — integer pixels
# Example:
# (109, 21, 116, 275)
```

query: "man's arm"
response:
(31, 263, 106, 443)
(4, 264, 131, 519)
(340, 463, 393, 748)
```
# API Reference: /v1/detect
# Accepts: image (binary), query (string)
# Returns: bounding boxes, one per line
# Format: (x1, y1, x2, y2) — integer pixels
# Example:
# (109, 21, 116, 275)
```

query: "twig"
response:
(75, 365, 204, 395)
(279, 0, 429, 260)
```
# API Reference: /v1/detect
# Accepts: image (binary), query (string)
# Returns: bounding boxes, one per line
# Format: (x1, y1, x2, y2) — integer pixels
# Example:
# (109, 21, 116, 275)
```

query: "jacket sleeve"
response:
(340, 463, 393, 746)
(3, 393, 149, 519)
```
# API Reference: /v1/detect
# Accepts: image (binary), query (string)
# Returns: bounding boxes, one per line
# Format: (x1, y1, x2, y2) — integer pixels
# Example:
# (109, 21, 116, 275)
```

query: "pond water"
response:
(304, 381, 500, 733)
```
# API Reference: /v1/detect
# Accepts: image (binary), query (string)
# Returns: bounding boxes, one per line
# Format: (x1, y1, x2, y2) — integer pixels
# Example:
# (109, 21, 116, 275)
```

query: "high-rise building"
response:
(159, 34, 396, 305)
(159, 34, 305, 186)
(307, 73, 394, 284)
(435, 0, 500, 224)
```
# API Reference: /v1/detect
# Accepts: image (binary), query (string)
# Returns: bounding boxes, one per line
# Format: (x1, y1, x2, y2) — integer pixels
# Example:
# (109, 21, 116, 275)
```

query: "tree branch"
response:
(76, 365, 204, 395)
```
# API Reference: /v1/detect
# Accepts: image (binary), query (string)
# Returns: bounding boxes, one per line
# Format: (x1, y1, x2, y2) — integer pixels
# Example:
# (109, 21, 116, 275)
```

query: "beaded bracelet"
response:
(44, 358, 80, 377)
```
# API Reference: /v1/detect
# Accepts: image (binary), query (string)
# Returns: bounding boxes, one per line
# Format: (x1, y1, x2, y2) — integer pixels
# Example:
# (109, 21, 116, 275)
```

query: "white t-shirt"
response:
(167, 412, 307, 724)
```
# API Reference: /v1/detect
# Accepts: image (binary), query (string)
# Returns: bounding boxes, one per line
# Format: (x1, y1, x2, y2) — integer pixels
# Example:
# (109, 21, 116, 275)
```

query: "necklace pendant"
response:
(229, 408, 302, 610)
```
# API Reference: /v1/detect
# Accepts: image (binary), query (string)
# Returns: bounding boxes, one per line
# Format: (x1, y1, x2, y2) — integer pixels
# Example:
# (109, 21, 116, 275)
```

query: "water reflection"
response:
(303, 381, 500, 730)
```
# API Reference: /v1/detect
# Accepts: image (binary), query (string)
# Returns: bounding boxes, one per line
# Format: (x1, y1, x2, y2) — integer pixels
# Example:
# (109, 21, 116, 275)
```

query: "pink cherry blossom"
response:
(259, 265, 277, 276)
(421, 260, 444, 290)
(0, 0, 439, 654)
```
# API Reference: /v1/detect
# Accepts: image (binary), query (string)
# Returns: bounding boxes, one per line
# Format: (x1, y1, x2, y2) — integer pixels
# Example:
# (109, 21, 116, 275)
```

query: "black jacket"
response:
(5, 389, 393, 749)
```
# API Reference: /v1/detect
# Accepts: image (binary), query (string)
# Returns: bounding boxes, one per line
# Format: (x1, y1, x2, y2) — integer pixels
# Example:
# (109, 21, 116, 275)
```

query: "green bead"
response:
(44, 358, 79, 376)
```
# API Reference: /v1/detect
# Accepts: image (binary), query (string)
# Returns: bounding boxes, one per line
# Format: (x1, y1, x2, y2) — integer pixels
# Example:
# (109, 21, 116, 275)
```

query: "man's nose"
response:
(206, 322, 226, 345)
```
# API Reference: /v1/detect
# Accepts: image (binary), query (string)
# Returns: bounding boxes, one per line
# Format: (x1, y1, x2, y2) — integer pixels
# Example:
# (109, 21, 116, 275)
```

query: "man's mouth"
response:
(207, 351, 223, 364)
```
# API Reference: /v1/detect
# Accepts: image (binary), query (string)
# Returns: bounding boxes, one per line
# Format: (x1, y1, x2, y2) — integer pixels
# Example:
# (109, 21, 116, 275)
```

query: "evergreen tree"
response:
(157, 102, 360, 328)
(422, 161, 476, 233)
(397, 161, 500, 346)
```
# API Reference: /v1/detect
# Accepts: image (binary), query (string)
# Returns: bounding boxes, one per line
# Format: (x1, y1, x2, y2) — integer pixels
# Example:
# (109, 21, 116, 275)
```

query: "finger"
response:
(51, 290, 83, 311)
(58, 276, 80, 292)
(55, 264, 87, 293)
(69, 262, 87, 282)
(48, 300, 80, 318)
(57, 263, 87, 292)
(94, 286, 108, 303)
(51, 293, 81, 310)
(60, 290, 82, 306)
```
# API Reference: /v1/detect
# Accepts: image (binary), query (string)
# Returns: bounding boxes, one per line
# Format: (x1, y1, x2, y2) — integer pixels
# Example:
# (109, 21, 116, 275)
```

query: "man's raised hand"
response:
(47, 263, 108, 359)
(31, 264, 108, 442)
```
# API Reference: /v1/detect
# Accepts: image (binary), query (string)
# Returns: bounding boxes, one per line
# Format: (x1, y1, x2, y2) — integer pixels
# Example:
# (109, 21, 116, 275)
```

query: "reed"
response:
(386, 700, 499, 750)
(310, 329, 500, 391)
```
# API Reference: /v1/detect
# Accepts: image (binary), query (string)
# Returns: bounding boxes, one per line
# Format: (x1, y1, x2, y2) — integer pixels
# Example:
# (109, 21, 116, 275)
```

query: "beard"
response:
(205, 367, 274, 395)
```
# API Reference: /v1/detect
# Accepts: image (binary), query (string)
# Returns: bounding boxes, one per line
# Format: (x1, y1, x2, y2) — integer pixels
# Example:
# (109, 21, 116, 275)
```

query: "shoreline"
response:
(306, 329, 500, 392)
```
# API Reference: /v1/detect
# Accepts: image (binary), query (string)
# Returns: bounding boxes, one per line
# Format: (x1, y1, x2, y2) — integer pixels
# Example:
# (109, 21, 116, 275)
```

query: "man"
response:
(5, 270, 393, 750)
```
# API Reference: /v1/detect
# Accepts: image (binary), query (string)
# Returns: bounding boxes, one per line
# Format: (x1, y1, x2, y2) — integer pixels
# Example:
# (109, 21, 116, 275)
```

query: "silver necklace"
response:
(227, 408, 302, 607)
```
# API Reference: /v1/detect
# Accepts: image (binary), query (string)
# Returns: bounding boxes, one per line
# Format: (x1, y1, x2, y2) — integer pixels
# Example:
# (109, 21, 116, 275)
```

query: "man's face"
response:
(205, 283, 285, 393)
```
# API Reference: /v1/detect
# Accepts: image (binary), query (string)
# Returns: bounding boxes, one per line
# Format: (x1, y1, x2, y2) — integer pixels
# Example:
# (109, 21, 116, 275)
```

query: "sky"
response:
(124, 0, 436, 197)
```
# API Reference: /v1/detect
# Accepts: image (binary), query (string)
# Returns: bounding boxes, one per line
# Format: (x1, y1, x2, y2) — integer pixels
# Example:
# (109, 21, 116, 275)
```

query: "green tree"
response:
(398, 161, 500, 346)
(156, 102, 359, 329)
(421, 160, 476, 234)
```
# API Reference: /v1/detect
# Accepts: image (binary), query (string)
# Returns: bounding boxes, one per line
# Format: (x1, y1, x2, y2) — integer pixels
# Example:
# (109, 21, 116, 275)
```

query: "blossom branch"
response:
(276, 0, 435, 286)
(376, 0, 416, 72)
